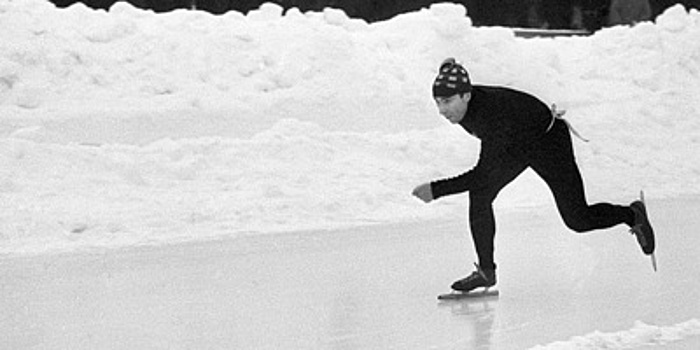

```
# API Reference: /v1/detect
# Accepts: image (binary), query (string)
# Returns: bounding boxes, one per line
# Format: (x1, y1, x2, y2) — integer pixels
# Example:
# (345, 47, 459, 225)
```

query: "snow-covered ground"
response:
(1, 0, 700, 348)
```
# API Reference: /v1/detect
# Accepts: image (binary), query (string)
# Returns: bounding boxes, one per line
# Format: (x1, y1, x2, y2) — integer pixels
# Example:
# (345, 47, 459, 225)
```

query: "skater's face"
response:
(435, 93, 470, 124)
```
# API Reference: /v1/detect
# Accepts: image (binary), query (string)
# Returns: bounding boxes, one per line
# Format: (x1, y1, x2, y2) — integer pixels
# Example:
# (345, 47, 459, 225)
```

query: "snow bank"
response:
(3, 1, 697, 133)
(1, 121, 473, 253)
(530, 319, 700, 349)
(1, 1, 700, 254)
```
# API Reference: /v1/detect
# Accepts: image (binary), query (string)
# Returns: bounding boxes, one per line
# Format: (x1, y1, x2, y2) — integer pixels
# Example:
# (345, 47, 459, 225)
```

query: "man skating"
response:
(412, 58, 656, 294)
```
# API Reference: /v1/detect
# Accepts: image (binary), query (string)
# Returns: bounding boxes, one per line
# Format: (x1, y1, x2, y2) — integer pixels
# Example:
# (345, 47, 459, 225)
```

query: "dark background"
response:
(49, 0, 700, 31)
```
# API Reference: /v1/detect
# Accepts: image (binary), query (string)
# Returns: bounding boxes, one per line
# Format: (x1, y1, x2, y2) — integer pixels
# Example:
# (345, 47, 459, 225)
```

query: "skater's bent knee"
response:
(564, 219, 593, 233)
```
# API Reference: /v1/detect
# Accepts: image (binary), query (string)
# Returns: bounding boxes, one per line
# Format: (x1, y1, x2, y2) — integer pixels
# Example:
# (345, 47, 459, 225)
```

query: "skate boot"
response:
(451, 263, 496, 293)
(630, 199, 655, 255)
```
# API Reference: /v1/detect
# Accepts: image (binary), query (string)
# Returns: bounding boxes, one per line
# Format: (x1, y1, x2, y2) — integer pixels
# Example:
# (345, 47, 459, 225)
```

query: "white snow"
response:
(1, 1, 700, 347)
(2, 0, 698, 255)
(531, 319, 700, 349)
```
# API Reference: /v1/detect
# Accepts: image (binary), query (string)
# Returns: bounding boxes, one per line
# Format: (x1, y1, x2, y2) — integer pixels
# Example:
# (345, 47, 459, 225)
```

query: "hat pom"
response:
(439, 57, 457, 71)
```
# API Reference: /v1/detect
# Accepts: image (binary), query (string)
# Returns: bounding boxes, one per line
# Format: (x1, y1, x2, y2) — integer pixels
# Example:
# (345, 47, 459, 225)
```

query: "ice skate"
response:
(438, 264, 498, 300)
(629, 191, 657, 271)
(451, 263, 496, 292)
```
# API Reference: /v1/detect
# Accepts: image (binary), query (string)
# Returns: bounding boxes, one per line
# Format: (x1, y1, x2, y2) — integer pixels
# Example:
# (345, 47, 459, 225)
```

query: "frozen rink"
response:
(2, 196, 699, 349)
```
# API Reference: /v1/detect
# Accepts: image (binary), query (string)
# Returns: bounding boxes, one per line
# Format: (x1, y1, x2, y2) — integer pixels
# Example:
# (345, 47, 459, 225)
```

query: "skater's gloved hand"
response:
(412, 183, 434, 203)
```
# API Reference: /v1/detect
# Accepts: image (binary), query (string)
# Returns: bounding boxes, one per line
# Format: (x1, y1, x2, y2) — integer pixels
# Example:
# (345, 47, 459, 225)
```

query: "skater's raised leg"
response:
(530, 120, 636, 233)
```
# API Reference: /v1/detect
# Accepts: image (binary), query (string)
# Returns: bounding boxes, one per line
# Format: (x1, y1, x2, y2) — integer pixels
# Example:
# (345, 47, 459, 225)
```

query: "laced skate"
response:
(629, 191, 657, 271)
(451, 263, 496, 292)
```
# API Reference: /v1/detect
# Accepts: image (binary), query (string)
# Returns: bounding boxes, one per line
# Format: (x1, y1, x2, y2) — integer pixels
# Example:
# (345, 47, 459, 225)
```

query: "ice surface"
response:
(1, 197, 699, 349)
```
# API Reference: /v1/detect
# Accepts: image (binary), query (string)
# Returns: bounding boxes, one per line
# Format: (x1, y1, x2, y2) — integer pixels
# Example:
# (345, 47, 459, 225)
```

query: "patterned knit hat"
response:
(432, 58, 472, 98)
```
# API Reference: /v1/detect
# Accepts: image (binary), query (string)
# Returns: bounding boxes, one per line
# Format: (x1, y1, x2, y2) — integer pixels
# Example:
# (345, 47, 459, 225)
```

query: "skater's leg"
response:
(530, 120, 635, 232)
(469, 192, 498, 270)
(546, 168, 634, 232)
(468, 162, 527, 270)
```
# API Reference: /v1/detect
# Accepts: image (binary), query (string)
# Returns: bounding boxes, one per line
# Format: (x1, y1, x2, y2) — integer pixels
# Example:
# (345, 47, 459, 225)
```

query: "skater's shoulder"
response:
(471, 84, 527, 95)
(470, 85, 543, 105)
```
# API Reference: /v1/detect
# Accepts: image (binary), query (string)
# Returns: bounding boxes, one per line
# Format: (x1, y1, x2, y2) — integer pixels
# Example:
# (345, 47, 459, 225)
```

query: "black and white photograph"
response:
(1, 0, 699, 348)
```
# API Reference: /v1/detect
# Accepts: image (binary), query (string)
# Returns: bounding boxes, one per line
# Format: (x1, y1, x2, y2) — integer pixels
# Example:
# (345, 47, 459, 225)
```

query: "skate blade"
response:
(438, 288, 499, 301)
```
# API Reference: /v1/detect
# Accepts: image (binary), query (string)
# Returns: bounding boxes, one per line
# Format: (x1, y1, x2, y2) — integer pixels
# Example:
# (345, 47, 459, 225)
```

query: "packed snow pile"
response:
(530, 319, 700, 349)
(1, 1, 699, 254)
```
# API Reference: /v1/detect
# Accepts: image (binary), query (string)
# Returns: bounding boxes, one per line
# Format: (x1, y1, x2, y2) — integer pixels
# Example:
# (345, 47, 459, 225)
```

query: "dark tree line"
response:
(49, 0, 699, 30)
(49, 0, 436, 21)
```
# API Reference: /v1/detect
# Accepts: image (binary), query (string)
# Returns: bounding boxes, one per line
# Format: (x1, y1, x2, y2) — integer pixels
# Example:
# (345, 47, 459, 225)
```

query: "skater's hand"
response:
(412, 183, 434, 203)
